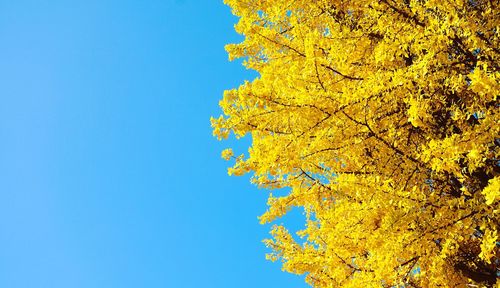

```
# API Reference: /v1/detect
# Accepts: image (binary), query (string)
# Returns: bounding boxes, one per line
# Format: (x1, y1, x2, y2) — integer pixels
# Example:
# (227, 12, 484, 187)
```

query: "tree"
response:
(212, 0, 499, 286)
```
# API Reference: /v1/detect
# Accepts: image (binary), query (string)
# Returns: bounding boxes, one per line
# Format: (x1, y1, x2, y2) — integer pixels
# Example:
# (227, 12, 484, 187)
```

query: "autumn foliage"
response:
(212, 0, 499, 286)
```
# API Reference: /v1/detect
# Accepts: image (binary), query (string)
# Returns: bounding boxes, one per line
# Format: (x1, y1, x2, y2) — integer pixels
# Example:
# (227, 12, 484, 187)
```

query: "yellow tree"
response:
(212, 0, 499, 286)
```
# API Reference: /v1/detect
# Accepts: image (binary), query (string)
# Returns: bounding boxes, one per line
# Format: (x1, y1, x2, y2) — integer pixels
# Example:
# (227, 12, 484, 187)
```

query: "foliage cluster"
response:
(213, 0, 499, 286)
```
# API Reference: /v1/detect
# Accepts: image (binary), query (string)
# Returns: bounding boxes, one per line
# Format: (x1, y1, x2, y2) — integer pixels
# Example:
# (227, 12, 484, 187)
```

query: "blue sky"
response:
(0, 1, 308, 287)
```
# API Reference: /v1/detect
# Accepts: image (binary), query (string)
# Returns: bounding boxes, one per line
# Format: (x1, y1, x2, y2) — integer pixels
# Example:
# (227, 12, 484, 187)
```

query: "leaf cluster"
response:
(213, 0, 499, 286)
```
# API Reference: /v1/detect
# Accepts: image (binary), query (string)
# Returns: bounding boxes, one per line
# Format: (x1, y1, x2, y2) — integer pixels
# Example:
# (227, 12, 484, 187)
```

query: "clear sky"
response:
(0, 0, 308, 287)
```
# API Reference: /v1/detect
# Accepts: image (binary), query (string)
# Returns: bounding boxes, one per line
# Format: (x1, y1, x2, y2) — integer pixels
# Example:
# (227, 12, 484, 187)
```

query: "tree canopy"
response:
(212, 0, 499, 286)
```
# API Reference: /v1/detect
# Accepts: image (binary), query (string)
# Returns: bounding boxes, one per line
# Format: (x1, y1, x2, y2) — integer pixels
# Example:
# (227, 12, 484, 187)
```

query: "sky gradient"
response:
(0, 1, 307, 287)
